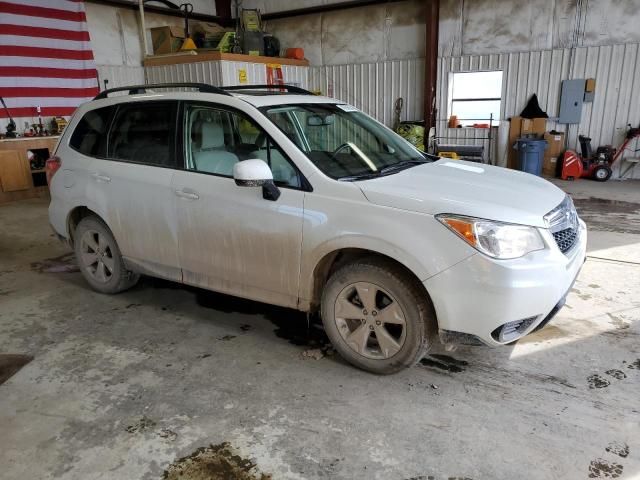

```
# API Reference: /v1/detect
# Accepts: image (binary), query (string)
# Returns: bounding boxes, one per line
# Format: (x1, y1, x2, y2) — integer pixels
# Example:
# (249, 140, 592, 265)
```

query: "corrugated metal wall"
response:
(309, 60, 425, 127)
(308, 42, 640, 178)
(96, 65, 145, 90)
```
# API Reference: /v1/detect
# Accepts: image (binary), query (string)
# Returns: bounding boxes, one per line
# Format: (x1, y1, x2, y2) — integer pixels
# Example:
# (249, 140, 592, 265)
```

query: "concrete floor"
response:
(1, 179, 639, 480)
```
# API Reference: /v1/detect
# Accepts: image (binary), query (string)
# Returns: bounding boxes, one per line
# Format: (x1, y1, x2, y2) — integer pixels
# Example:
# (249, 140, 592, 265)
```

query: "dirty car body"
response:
(48, 85, 587, 374)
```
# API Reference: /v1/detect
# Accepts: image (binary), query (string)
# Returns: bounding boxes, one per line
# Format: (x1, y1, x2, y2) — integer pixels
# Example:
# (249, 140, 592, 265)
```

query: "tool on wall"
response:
(143, 0, 196, 51)
(0, 95, 17, 138)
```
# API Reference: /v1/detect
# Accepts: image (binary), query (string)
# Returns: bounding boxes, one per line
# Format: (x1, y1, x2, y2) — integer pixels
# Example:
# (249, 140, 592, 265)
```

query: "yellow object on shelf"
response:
(438, 151, 459, 160)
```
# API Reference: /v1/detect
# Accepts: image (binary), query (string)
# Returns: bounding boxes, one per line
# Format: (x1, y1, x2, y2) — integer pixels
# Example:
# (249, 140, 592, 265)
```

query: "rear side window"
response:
(108, 102, 177, 167)
(69, 106, 114, 157)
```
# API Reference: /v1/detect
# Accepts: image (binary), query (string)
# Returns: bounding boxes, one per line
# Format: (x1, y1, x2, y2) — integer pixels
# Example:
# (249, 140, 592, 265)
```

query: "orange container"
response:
(285, 48, 304, 60)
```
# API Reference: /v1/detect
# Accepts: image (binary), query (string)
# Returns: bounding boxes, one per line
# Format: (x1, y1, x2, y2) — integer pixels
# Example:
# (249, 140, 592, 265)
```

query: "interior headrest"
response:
(201, 122, 224, 149)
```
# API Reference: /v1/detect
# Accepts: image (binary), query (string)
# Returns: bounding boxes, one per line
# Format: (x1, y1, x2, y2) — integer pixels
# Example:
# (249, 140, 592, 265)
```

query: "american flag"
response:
(0, 0, 99, 120)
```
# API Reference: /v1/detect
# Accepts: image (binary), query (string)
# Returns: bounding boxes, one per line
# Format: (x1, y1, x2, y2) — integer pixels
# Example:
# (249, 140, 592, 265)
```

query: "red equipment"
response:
(561, 125, 640, 181)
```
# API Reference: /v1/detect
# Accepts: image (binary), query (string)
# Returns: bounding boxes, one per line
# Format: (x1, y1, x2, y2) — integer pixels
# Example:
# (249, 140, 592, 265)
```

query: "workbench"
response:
(0, 136, 59, 204)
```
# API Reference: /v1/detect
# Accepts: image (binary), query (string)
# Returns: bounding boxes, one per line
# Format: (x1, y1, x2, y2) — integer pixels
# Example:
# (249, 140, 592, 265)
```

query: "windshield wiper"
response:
(378, 159, 429, 175)
(338, 172, 382, 181)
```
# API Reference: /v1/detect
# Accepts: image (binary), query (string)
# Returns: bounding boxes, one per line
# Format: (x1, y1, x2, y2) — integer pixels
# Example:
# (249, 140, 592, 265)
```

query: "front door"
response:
(172, 102, 305, 308)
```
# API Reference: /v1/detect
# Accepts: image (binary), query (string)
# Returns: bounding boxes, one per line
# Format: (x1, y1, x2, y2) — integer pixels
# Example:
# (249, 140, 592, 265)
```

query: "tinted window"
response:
(185, 105, 300, 187)
(109, 102, 177, 167)
(69, 106, 114, 157)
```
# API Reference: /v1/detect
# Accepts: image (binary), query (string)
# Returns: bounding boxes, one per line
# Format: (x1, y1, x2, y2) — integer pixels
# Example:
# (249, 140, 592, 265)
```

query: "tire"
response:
(593, 165, 612, 182)
(320, 258, 435, 374)
(74, 216, 139, 294)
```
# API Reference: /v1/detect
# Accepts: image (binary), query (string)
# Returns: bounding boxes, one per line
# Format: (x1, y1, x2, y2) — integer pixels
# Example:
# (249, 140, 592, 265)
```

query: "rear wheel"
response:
(321, 258, 435, 374)
(593, 165, 612, 181)
(74, 216, 139, 294)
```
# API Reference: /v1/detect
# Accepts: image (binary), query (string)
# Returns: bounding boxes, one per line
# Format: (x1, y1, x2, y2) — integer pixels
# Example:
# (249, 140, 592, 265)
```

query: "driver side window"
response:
(185, 105, 301, 188)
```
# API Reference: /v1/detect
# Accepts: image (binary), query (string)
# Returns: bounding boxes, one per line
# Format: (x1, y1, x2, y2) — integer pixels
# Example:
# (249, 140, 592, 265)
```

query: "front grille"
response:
(553, 227, 578, 253)
(545, 196, 580, 255)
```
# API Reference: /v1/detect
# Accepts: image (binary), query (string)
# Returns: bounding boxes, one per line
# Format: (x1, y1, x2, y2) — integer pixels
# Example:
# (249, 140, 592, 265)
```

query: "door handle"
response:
(174, 189, 199, 200)
(91, 172, 111, 183)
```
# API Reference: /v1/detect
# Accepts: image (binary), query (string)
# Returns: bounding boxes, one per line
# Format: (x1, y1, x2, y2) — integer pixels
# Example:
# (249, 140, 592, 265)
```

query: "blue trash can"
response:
(513, 138, 548, 176)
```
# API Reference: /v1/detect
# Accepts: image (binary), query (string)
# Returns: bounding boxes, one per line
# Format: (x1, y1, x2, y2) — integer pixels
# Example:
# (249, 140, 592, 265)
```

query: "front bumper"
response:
(424, 219, 587, 346)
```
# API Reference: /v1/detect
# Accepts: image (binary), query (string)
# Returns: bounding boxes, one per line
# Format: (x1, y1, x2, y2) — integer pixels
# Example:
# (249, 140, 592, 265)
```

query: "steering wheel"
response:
(329, 142, 353, 161)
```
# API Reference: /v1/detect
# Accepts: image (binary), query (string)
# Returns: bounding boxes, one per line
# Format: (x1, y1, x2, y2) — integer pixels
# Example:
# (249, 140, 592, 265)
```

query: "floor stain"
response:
(628, 359, 640, 370)
(606, 313, 630, 331)
(162, 442, 271, 480)
(158, 428, 177, 441)
(219, 335, 236, 341)
(30, 252, 79, 273)
(125, 416, 156, 434)
(573, 197, 640, 235)
(420, 354, 468, 373)
(0, 354, 33, 385)
(587, 374, 610, 389)
(588, 458, 624, 478)
(605, 369, 626, 380)
(605, 441, 629, 458)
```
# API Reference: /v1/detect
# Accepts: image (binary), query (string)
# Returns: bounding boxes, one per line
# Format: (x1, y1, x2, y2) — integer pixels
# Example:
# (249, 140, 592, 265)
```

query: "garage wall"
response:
(309, 42, 640, 178)
(247, 0, 640, 63)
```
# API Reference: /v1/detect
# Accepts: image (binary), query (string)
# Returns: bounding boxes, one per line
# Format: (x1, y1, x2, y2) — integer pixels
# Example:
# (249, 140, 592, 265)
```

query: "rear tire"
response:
(74, 216, 139, 294)
(593, 165, 612, 182)
(320, 258, 435, 374)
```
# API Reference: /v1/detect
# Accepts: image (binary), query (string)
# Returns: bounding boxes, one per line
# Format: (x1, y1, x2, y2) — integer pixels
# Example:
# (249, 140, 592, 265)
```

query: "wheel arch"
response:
(305, 247, 437, 327)
(66, 205, 104, 246)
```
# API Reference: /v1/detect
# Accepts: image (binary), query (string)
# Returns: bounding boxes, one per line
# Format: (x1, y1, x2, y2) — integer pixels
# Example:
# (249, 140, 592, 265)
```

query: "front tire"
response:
(74, 216, 139, 294)
(321, 258, 435, 374)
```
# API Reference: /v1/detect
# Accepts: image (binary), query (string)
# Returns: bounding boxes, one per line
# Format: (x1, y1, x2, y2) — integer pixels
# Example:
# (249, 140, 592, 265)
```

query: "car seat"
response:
(194, 122, 239, 176)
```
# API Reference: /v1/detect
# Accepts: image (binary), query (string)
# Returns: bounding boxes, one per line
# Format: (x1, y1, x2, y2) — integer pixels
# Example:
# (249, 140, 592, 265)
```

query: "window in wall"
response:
(449, 71, 503, 125)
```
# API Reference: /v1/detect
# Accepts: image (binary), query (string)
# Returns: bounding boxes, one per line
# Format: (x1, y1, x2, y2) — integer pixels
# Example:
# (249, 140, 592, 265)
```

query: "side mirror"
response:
(233, 159, 273, 187)
(233, 159, 281, 201)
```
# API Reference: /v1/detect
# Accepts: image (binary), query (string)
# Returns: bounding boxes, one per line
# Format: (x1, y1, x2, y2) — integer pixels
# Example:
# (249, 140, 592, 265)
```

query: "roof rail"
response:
(221, 84, 314, 95)
(93, 83, 231, 100)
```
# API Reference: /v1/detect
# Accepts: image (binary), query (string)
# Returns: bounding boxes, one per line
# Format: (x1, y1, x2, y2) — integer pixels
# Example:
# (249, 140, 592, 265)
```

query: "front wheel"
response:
(321, 258, 435, 374)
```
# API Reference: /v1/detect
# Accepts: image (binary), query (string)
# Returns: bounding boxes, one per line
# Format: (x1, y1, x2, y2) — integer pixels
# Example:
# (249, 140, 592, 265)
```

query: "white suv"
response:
(47, 83, 587, 374)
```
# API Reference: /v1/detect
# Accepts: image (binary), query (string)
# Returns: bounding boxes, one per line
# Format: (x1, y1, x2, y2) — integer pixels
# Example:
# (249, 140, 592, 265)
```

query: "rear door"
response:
(86, 100, 181, 281)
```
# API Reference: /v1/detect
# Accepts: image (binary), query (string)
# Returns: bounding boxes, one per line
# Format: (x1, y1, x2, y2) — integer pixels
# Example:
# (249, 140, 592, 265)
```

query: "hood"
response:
(357, 160, 566, 227)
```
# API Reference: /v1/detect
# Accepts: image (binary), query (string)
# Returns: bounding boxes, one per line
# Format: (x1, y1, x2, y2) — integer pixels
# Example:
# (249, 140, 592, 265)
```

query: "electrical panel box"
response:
(559, 79, 586, 124)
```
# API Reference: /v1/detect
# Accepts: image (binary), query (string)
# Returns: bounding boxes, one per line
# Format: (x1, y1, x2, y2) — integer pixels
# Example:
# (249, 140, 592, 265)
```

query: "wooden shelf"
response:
(144, 51, 309, 68)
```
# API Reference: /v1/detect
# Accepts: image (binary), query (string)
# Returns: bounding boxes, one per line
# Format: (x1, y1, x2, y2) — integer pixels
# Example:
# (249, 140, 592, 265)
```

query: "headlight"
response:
(436, 215, 545, 259)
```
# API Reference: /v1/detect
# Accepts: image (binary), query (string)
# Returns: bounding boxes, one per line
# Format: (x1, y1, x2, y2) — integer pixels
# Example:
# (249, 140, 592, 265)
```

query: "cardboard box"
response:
(544, 131, 565, 158)
(150, 26, 185, 55)
(508, 117, 523, 169)
(521, 118, 547, 136)
(585, 78, 596, 93)
(543, 156, 559, 178)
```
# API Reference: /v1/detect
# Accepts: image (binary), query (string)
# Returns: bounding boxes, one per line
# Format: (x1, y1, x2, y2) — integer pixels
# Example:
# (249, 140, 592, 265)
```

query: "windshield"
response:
(259, 103, 431, 180)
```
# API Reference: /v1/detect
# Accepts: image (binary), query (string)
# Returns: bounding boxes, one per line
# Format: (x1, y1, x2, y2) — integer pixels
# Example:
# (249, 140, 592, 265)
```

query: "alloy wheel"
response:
(79, 229, 115, 283)
(334, 282, 407, 360)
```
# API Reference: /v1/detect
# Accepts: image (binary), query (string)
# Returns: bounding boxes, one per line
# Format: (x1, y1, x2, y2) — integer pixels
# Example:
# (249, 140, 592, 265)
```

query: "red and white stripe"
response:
(0, 0, 99, 120)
